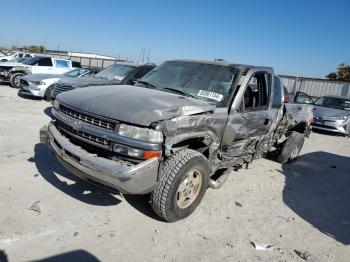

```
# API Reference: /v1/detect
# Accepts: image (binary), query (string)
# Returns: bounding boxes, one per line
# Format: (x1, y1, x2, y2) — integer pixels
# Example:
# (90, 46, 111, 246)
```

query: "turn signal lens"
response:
(143, 151, 162, 159)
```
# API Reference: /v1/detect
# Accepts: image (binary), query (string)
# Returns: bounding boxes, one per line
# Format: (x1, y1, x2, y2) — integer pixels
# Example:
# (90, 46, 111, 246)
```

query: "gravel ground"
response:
(0, 84, 349, 262)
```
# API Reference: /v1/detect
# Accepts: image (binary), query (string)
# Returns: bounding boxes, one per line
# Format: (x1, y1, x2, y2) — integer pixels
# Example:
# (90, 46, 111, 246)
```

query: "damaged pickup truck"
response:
(40, 60, 313, 222)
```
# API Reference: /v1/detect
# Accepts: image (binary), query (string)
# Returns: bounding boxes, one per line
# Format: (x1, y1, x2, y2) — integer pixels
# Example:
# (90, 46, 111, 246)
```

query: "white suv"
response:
(0, 56, 81, 88)
(0, 51, 34, 62)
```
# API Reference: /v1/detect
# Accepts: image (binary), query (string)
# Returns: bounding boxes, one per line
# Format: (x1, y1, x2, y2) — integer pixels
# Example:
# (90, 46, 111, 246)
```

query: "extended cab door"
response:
(221, 69, 281, 164)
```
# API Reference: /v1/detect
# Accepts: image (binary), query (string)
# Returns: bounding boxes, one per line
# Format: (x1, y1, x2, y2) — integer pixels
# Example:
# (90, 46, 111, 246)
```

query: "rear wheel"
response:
(10, 72, 25, 88)
(276, 131, 305, 163)
(151, 149, 210, 222)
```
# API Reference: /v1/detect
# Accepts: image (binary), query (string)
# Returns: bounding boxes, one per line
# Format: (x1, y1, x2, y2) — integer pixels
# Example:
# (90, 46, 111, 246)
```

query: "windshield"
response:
(94, 64, 136, 80)
(138, 61, 236, 106)
(63, 68, 89, 77)
(314, 96, 350, 110)
(22, 56, 42, 65)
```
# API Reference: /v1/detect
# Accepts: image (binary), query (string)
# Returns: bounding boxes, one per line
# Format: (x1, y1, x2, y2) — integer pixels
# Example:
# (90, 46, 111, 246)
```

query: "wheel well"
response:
(171, 138, 209, 158)
(290, 122, 307, 134)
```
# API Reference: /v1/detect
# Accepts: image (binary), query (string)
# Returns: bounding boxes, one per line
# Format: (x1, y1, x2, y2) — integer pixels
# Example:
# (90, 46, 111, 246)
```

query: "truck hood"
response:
(313, 105, 350, 118)
(57, 85, 215, 126)
(22, 73, 62, 82)
(60, 77, 121, 88)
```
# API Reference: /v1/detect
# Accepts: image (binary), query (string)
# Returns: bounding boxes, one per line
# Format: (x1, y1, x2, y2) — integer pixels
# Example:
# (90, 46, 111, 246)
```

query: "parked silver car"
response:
(311, 95, 350, 135)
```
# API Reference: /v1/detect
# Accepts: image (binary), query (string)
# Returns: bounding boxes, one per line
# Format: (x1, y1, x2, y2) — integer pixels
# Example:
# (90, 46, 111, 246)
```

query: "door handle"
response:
(264, 118, 270, 125)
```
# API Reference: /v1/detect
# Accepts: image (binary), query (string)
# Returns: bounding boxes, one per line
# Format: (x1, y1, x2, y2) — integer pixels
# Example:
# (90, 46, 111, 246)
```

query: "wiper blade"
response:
(137, 80, 158, 89)
(161, 87, 196, 98)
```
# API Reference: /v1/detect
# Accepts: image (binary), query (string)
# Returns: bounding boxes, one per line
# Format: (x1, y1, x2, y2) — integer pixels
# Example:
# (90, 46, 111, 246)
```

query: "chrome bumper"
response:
(41, 123, 160, 194)
(312, 120, 349, 135)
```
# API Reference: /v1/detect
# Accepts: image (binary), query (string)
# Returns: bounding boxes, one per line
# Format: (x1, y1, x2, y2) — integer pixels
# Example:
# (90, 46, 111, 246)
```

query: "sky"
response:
(1, 0, 349, 78)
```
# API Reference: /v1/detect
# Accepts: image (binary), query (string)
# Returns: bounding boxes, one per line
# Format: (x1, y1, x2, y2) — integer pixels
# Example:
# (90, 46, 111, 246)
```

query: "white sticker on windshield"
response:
(197, 90, 223, 102)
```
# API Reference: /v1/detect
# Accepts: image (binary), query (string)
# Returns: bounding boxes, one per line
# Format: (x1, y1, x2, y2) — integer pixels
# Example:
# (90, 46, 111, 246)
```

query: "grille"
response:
(57, 120, 110, 146)
(312, 123, 337, 130)
(60, 105, 116, 131)
(52, 82, 74, 98)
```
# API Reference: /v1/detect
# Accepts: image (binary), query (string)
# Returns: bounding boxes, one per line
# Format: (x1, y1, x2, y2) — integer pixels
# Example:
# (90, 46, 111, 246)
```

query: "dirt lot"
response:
(0, 84, 349, 262)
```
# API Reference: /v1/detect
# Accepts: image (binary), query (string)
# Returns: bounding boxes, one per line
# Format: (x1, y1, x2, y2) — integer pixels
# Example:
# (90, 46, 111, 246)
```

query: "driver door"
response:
(221, 70, 279, 164)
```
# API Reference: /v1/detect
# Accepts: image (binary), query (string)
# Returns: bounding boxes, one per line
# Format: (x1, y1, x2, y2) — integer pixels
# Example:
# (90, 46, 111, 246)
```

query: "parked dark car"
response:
(50, 62, 155, 102)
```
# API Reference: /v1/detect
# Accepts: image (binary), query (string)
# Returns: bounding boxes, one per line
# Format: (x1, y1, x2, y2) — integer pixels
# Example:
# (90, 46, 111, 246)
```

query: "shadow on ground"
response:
(17, 91, 43, 100)
(44, 106, 53, 118)
(33, 143, 162, 220)
(35, 250, 100, 262)
(33, 143, 120, 206)
(281, 151, 350, 245)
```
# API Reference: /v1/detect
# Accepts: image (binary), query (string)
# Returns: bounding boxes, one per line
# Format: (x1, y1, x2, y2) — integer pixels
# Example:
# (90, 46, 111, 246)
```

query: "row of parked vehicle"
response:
(1, 50, 349, 221)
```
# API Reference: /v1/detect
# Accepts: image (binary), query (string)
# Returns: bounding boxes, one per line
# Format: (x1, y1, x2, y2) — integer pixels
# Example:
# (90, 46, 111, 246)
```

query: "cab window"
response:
(55, 59, 70, 68)
(272, 76, 283, 108)
(243, 72, 271, 109)
(37, 58, 53, 66)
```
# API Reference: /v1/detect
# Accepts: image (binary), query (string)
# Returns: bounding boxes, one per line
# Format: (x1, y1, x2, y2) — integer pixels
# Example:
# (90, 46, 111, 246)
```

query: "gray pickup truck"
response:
(40, 60, 313, 222)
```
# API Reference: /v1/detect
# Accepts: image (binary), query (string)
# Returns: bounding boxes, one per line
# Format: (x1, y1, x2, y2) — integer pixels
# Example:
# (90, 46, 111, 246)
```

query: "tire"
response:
(277, 131, 305, 164)
(44, 84, 54, 101)
(10, 72, 25, 88)
(151, 149, 210, 222)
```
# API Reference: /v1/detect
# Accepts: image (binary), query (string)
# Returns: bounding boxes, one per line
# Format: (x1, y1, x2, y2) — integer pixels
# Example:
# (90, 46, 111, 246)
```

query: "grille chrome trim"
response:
(60, 105, 116, 131)
(57, 120, 110, 146)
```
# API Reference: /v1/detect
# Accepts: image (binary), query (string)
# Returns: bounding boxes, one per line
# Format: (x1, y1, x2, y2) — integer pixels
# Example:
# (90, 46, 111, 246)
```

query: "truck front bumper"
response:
(40, 123, 160, 194)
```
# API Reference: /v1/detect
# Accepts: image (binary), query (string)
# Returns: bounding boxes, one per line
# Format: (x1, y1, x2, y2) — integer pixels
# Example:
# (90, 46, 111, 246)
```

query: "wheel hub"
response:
(14, 76, 21, 86)
(176, 169, 202, 209)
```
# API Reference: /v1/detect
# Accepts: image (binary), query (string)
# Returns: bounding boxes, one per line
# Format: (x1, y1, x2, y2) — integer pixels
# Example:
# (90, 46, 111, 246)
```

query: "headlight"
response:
(329, 115, 348, 121)
(117, 124, 162, 143)
(31, 81, 46, 86)
(53, 99, 60, 110)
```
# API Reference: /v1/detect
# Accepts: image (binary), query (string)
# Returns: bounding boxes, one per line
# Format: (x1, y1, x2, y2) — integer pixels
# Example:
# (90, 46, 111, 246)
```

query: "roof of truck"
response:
(167, 59, 273, 71)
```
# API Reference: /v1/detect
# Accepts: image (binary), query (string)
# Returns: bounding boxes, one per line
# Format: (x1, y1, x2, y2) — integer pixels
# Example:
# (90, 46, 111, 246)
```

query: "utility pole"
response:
(147, 48, 150, 63)
(142, 47, 145, 63)
(16, 35, 19, 49)
(44, 36, 47, 53)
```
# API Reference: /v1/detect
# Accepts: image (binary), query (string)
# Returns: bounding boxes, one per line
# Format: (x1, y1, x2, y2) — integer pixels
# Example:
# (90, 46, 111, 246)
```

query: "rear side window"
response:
(55, 59, 70, 68)
(272, 76, 283, 108)
(24, 54, 31, 58)
(38, 58, 53, 66)
(72, 61, 81, 68)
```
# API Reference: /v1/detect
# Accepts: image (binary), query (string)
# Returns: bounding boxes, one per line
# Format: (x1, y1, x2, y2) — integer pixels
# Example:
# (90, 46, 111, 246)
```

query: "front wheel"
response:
(10, 72, 25, 88)
(151, 149, 210, 222)
(44, 84, 54, 101)
(276, 131, 305, 164)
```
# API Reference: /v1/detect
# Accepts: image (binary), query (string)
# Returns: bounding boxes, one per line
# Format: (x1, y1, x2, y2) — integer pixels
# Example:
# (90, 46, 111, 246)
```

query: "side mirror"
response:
(294, 92, 314, 104)
(129, 77, 138, 85)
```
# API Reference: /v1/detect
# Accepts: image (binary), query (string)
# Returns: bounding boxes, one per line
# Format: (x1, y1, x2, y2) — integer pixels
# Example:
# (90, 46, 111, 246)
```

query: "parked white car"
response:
(0, 51, 34, 62)
(0, 56, 81, 88)
(19, 68, 98, 100)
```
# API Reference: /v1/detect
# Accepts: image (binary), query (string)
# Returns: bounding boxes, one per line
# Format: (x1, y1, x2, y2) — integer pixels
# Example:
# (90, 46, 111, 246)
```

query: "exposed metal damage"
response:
(40, 59, 313, 221)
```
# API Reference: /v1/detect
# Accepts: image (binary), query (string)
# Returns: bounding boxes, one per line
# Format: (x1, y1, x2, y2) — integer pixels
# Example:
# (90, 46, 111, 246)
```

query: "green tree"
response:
(326, 63, 350, 81)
